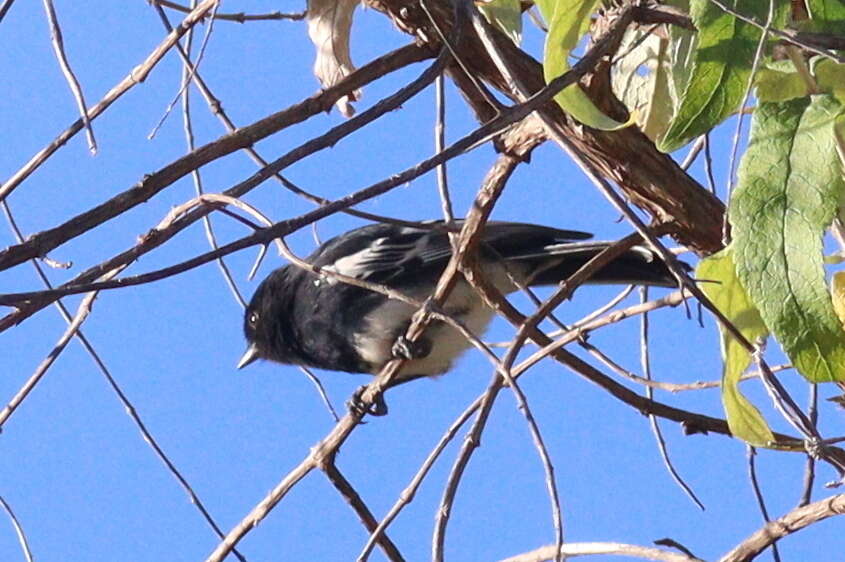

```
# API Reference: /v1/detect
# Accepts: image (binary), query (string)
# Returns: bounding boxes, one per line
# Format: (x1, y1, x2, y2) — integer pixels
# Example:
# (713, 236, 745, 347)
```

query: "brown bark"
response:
(367, 0, 725, 254)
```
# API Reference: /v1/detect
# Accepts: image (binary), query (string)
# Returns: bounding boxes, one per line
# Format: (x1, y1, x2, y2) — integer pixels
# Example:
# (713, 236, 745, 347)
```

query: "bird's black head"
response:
(237, 268, 299, 369)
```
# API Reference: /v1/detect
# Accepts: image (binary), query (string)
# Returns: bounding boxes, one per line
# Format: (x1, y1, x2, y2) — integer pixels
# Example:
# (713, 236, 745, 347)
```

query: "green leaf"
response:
(659, 0, 777, 152)
(817, 60, 845, 103)
(535, 0, 628, 130)
(755, 66, 813, 103)
(756, 58, 845, 103)
(804, 0, 845, 35)
(666, 0, 697, 113)
(698, 249, 774, 446)
(730, 95, 845, 383)
(477, 0, 523, 45)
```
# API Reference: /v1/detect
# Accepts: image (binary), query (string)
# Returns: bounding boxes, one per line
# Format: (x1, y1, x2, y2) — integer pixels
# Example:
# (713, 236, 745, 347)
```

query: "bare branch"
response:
(42, 0, 97, 153)
(1, 200, 247, 560)
(797, 385, 819, 507)
(746, 447, 781, 562)
(640, 287, 705, 511)
(0, 0, 17, 23)
(203, 138, 513, 562)
(177, 17, 247, 309)
(149, 0, 220, 138)
(369, 0, 726, 253)
(0, 41, 433, 271)
(323, 461, 405, 562)
(0, 495, 34, 562)
(0, 265, 123, 429)
(705, 0, 845, 62)
(150, 1, 425, 230)
(719, 494, 845, 562)
(0, 32, 632, 312)
(0, 0, 219, 204)
(501, 541, 704, 562)
(154, 0, 306, 22)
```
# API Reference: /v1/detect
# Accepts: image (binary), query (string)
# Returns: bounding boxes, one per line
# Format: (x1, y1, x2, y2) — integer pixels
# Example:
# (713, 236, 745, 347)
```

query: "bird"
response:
(237, 221, 682, 413)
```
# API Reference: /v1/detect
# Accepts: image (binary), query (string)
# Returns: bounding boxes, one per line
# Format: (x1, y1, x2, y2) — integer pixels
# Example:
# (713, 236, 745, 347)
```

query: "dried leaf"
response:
(307, 0, 361, 116)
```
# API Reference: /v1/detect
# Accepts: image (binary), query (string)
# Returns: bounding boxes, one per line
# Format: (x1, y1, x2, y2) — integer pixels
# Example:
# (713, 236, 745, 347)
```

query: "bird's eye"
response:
(248, 312, 259, 326)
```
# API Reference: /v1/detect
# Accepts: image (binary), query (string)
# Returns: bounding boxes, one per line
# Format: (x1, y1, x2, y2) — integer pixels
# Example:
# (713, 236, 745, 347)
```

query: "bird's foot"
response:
(347, 385, 389, 417)
(391, 335, 431, 361)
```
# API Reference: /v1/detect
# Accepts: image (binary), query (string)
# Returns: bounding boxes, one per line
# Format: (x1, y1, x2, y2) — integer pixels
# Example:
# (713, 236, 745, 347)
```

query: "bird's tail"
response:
(514, 242, 681, 288)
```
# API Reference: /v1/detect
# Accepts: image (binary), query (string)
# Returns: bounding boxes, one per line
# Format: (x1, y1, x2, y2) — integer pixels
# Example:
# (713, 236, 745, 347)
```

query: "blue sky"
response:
(1, 1, 843, 561)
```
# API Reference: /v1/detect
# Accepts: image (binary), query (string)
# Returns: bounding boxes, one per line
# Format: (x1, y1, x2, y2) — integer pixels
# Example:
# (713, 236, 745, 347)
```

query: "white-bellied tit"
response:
(238, 221, 682, 414)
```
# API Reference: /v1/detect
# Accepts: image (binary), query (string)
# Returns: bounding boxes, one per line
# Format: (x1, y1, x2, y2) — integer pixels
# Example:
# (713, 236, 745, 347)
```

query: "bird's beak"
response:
(237, 344, 260, 370)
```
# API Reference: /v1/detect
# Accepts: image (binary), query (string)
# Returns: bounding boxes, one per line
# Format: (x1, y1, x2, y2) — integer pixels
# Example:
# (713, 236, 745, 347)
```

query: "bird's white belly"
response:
(353, 280, 499, 378)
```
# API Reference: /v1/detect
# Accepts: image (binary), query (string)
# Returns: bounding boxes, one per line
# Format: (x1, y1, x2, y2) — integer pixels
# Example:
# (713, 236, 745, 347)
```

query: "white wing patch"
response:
(510, 241, 655, 261)
(326, 236, 412, 278)
(326, 230, 457, 279)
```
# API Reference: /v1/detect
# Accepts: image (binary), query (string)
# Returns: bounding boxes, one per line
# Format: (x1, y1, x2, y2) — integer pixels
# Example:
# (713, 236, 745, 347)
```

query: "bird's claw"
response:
(347, 385, 389, 417)
(391, 335, 431, 361)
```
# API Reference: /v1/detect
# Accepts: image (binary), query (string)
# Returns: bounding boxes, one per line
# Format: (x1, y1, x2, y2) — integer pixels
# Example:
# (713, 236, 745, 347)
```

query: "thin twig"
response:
(357, 394, 482, 561)
(150, 3, 437, 229)
(432, 367, 507, 562)
(153, 0, 305, 22)
(703, 134, 717, 197)
(582, 347, 791, 393)
(513, 291, 687, 378)
(0, 200, 249, 561)
(299, 366, 340, 422)
(0, 0, 218, 204)
(150, 0, 220, 138)
(42, 0, 97, 153)
(680, 135, 705, 171)
(323, 461, 405, 562)
(573, 286, 636, 328)
(0, 0, 16, 22)
(0, 264, 123, 428)
(0, 495, 34, 562)
(419, 0, 498, 109)
(502, 542, 703, 562)
(641, 287, 705, 511)
(704, 0, 845, 63)
(434, 74, 455, 223)
(178, 13, 248, 308)
(797, 385, 818, 508)
(724, 0, 773, 210)
(747, 446, 781, 562)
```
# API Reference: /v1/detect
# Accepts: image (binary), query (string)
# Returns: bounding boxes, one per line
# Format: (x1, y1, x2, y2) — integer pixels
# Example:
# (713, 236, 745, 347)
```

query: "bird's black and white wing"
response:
(310, 221, 596, 284)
